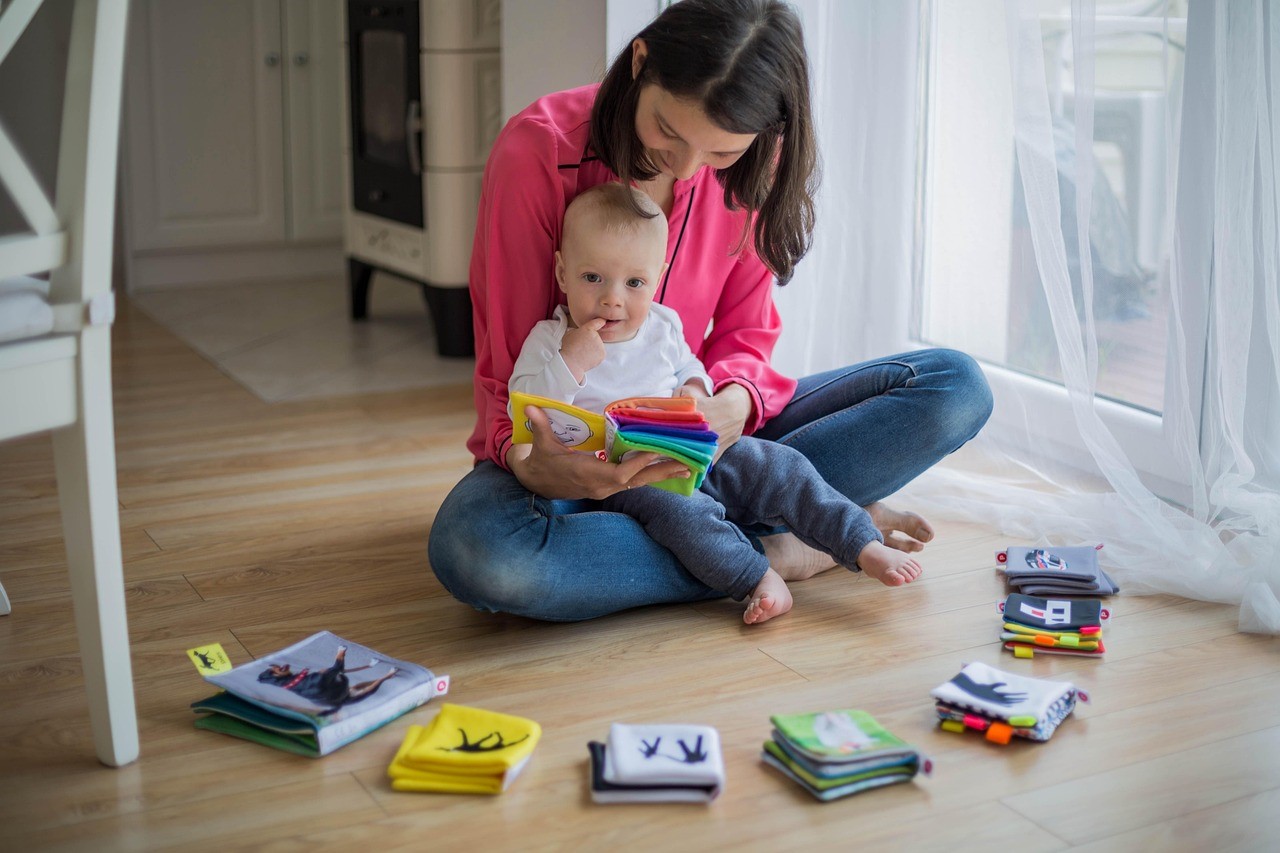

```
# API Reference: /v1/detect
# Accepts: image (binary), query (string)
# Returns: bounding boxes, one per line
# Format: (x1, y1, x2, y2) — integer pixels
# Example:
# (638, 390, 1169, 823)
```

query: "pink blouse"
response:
(468, 84, 797, 466)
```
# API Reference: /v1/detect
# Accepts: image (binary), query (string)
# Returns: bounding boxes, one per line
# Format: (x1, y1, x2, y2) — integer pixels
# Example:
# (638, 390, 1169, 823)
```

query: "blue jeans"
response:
(428, 348, 993, 621)
(605, 436, 883, 601)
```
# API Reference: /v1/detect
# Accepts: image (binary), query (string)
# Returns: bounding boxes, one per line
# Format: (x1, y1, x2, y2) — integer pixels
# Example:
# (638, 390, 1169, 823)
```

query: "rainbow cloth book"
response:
(509, 391, 718, 496)
(190, 631, 448, 758)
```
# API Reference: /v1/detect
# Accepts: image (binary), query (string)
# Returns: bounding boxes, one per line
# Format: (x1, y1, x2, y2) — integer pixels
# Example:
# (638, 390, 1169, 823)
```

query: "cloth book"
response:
(590, 723, 725, 803)
(997, 545, 1120, 595)
(387, 703, 542, 794)
(588, 742, 720, 803)
(510, 391, 718, 495)
(931, 662, 1083, 744)
(761, 709, 926, 801)
(191, 631, 447, 757)
(998, 593, 1110, 659)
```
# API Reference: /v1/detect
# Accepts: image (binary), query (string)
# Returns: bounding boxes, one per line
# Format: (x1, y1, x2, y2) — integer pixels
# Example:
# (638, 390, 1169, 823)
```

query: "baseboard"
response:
(124, 243, 344, 292)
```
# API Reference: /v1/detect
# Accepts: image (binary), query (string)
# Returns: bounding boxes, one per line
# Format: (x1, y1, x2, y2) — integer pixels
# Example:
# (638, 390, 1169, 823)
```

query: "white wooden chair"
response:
(0, 0, 137, 766)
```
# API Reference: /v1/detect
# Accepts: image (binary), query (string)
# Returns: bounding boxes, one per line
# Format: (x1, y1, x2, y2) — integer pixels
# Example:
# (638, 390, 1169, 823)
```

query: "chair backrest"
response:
(0, 0, 127, 313)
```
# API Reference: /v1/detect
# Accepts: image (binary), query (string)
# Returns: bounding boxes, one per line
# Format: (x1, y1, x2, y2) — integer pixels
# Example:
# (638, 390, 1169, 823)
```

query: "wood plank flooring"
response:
(2, 298, 1277, 852)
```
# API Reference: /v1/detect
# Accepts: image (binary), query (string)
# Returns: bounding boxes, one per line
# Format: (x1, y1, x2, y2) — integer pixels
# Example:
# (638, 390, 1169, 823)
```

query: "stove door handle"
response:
(406, 100, 423, 176)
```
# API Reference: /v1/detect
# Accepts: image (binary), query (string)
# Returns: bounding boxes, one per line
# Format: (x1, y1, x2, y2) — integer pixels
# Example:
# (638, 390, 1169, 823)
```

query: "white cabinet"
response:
(121, 0, 343, 289)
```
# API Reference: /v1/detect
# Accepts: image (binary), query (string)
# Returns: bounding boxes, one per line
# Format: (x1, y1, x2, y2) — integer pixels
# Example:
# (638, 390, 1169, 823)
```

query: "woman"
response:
(428, 0, 993, 621)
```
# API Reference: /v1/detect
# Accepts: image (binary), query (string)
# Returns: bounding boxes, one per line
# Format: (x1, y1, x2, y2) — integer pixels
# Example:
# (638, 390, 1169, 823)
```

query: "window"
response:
(913, 0, 1193, 493)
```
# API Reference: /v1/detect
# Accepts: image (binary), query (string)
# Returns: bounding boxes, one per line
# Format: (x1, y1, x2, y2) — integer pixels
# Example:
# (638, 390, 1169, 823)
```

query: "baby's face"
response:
(544, 410, 594, 447)
(556, 223, 667, 343)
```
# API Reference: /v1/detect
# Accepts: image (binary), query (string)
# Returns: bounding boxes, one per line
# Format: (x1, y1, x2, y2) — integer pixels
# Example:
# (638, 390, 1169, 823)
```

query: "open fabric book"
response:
(191, 631, 448, 757)
(509, 391, 718, 496)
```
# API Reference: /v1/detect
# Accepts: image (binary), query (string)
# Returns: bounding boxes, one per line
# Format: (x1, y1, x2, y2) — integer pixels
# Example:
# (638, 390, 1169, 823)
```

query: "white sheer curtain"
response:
(774, 0, 919, 376)
(782, 0, 1280, 634)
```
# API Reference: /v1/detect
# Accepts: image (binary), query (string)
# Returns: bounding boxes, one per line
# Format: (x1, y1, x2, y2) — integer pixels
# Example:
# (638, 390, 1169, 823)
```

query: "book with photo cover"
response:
(509, 391, 717, 496)
(191, 631, 448, 757)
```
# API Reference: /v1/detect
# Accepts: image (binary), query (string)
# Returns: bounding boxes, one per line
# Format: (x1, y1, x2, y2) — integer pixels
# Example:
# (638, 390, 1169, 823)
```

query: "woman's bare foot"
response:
(762, 532, 837, 581)
(866, 503, 935, 553)
(744, 568, 794, 624)
(856, 541, 923, 587)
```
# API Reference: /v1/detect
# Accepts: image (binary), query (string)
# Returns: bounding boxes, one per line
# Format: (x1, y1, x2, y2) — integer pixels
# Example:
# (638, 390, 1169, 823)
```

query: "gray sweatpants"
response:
(604, 436, 883, 600)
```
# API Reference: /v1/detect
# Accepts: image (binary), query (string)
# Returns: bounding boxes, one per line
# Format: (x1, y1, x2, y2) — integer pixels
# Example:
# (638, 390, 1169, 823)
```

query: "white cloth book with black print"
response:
(602, 723, 725, 790)
(930, 661, 1077, 724)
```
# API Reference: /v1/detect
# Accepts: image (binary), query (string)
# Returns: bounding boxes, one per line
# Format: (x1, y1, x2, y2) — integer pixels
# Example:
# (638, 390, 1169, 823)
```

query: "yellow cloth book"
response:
(387, 704, 541, 794)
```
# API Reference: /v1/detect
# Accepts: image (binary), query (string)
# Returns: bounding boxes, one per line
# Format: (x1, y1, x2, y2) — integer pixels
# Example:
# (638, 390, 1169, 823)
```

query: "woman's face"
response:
(631, 42, 758, 181)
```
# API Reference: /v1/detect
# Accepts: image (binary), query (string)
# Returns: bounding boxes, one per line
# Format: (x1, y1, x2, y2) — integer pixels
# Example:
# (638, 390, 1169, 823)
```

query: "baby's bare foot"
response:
(866, 503, 935, 553)
(762, 532, 837, 581)
(744, 568, 794, 624)
(856, 541, 923, 587)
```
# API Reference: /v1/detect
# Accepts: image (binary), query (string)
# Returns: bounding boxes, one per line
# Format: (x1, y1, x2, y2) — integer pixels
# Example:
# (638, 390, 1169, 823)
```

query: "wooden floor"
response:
(2, 299, 1278, 852)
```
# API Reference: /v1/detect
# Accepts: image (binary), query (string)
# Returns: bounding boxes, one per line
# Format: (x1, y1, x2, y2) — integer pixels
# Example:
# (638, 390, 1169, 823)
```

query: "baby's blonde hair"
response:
(562, 183, 668, 252)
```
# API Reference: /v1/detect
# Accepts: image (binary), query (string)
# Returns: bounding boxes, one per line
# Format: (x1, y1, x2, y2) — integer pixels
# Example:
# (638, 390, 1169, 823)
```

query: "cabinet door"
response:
(124, 0, 287, 250)
(284, 0, 343, 241)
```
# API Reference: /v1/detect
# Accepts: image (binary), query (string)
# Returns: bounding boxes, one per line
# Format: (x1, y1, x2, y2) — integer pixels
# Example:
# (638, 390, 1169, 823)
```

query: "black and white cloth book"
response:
(589, 723, 725, 803)
(930, 661, 1077, 724)
(588, 742, 719, 803)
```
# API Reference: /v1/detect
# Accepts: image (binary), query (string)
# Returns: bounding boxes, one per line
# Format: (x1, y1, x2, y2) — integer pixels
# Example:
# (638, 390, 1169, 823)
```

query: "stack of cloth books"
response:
(931, 661, 1087, 745)
(387, 703, 541, 794)
(1000, 593, 1110, 659)
(588, 723, 725, 803)
(997, 545, 1119, 596)
(761, 709, 929, 801)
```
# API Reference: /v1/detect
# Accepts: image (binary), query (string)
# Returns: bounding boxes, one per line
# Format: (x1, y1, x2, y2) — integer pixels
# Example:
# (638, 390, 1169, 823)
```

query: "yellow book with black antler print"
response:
(388, 703, 542, 793)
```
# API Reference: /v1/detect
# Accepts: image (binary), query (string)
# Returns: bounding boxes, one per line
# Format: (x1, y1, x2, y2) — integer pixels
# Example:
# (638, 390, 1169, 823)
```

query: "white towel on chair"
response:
(0, 276, 54, 343)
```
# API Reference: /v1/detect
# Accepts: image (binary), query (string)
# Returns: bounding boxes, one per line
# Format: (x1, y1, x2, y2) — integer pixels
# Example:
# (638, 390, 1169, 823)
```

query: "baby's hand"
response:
(675, 382, 708, 399)
(560, 318, 607, 382)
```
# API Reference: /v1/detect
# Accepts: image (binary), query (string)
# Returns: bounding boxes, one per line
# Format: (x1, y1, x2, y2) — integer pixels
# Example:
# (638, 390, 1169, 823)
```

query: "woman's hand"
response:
(679, 382, 752, 462)
(507, 405, 692, 499)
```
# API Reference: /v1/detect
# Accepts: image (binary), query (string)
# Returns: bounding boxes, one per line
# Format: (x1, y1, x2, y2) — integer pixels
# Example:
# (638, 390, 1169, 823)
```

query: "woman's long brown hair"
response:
(590, 0, 819, 284)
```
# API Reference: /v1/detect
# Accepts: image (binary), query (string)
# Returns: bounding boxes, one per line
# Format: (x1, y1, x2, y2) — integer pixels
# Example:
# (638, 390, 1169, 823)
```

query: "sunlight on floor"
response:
(131, 274, 475, 402)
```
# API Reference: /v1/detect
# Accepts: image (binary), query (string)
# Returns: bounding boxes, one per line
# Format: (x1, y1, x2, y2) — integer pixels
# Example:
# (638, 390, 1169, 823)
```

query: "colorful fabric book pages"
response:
(387, 703, 541, 794)
(508, 392, 718, 496)
(604, 400, 718, 495)
(998, 546, 1120, 595)
(761, 709, 925, 801)
(999, 594, 1109, 659)
(590, 723, 725, 803)
(761, 742, 917, 801)
(931, 662, 1080, 743)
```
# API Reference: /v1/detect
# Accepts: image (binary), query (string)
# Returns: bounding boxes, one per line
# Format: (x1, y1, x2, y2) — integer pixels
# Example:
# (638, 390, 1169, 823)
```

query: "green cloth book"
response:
(770, 709, 921, 769)
(761, 741, 916, 800)
(762, 709, 927, 801)
(191, 631, 448, 757)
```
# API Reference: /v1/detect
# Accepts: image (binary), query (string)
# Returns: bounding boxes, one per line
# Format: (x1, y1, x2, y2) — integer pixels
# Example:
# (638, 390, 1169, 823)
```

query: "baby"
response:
(509, 183, 921, 624)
